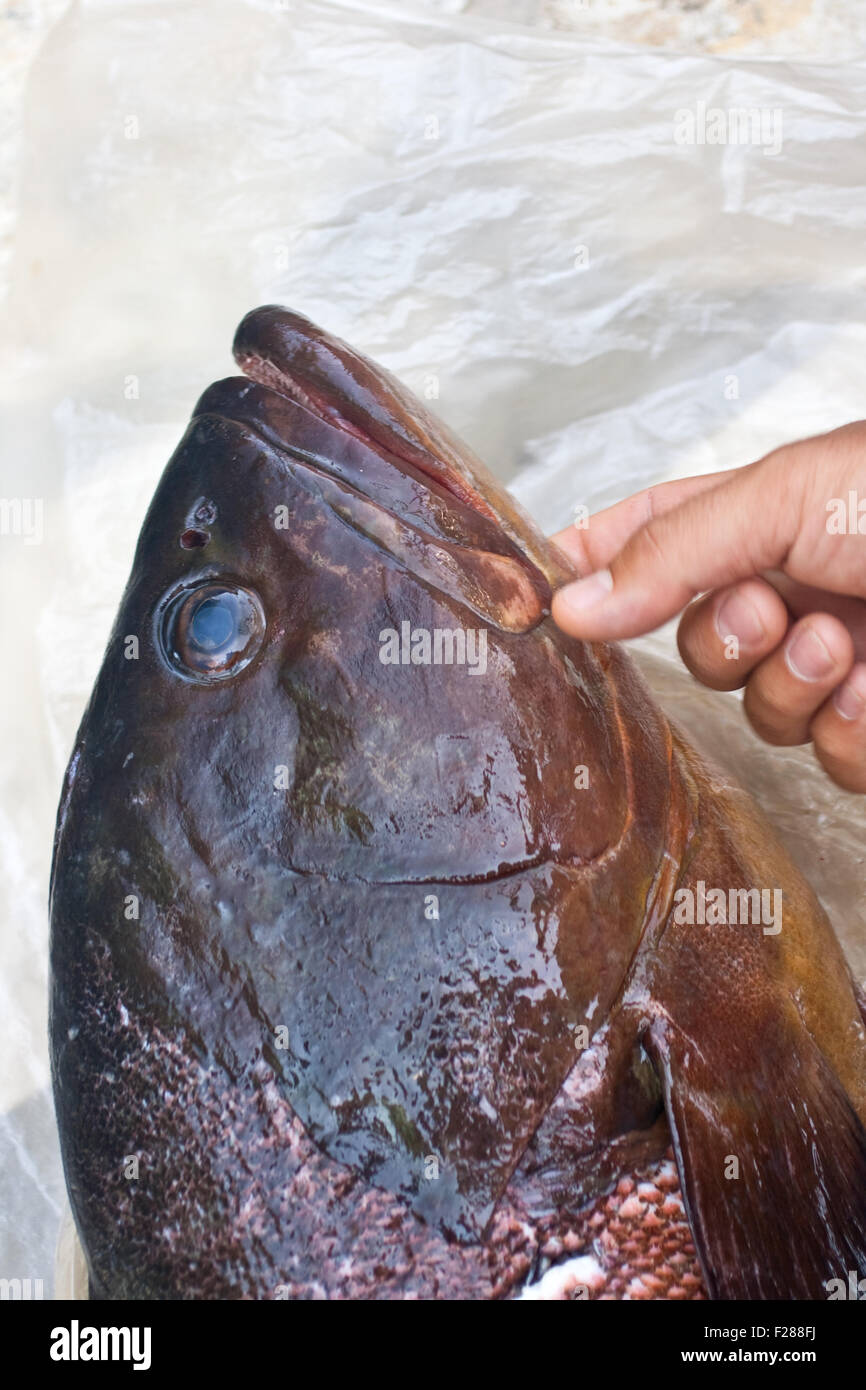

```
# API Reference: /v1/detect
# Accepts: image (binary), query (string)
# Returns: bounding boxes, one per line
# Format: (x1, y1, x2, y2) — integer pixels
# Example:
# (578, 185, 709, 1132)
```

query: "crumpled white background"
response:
(2, 0, 866, 1295)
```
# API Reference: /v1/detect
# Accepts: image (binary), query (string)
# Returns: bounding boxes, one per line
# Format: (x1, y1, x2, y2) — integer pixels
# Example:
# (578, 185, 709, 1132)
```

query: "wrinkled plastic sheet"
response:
(3, 0, 866, 1296)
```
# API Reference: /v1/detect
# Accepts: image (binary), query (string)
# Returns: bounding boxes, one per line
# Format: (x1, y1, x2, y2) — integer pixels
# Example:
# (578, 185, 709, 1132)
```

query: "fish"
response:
(49, 306, 866, 1300)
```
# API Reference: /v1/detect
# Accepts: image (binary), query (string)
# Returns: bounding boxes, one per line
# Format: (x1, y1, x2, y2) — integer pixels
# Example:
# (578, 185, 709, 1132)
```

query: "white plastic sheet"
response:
(3, 0, 866, 1295)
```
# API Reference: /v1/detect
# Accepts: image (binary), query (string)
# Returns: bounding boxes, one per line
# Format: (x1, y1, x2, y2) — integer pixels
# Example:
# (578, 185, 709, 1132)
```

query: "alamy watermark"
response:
(0, 1276, 44, 1299)
(0, 497, 43, 545)
(50, 1320, 152, 1370)
(674, 102, 783, 157)
(825, 1269, 866, 1300)
(826, 492, 866, 534)
(672, 881, 782, 935)
(378, 621, 487, 675)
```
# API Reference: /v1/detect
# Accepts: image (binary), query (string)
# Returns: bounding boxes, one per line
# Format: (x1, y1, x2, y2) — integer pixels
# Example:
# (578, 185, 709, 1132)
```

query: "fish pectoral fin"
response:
(644, 1012, 866, 1300)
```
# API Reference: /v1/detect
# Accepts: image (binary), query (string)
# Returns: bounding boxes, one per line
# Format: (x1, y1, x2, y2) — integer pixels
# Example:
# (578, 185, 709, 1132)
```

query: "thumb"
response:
(551, 453, 799, 641)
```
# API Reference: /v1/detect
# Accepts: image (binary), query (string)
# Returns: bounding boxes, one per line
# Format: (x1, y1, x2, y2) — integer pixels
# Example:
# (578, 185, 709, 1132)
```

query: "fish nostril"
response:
(193, 499, 218, 526)
(180, 528, 210, 549)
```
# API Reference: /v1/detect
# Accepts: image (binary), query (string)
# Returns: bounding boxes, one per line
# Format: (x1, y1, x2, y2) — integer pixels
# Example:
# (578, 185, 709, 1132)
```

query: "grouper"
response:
(49, 307, 866, 1300)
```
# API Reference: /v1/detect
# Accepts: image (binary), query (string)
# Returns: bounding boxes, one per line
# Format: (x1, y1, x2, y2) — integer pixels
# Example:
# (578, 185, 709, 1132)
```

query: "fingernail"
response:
(557, 568, 614, 616)
(833, 668, 866, 720)
(785, 626, 835, 682)
(715, 592, 765, 647)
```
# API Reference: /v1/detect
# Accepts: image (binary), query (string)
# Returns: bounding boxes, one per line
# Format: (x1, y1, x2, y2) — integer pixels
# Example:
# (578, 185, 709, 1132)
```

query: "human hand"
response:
(550, 423, 866, 792)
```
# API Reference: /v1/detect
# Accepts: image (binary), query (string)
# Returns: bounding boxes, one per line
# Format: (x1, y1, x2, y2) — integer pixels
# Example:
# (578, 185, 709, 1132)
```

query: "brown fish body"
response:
(49, 308, 866, 1299)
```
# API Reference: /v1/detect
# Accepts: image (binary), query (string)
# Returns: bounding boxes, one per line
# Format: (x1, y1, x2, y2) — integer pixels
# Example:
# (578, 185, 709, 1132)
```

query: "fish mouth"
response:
(233, 319, 500, 524)
(194, 307, 561, 634)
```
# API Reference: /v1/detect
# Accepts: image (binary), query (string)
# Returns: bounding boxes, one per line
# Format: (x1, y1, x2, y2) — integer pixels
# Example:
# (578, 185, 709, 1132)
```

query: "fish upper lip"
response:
(226, 305, 570, 599)
(191, 371, 553, 634)
(194, 375, 501, 546)
(234, 346, 502, 521)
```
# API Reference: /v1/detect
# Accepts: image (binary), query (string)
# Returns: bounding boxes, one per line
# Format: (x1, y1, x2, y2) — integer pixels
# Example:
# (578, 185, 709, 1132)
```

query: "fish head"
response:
(86, 305, 634, 889)
(50, 308, 670, 1268)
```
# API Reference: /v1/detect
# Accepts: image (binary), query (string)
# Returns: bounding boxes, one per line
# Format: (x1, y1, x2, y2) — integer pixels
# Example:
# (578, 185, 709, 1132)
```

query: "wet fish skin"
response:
(49, 307, 866, 1299)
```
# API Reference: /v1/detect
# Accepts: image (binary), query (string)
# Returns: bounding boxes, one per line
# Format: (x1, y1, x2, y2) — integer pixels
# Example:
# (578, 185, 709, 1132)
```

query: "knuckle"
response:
(745, 673, 786, 720)
(811, 705, 866, 790)
(678, 626, 746, 690)
(636, 520, 668, 572)
(810, 710, 861, 764)
(815, 744, 866, 794)
(743, 682, 803, 745)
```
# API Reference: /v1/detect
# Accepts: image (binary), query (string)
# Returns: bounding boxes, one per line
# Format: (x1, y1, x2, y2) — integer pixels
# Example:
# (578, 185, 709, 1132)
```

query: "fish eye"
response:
(160, 582, 265, 682)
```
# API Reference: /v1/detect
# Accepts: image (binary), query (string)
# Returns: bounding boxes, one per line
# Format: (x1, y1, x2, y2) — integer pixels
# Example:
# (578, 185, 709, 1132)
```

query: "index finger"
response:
(549, 469, 741, 575)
